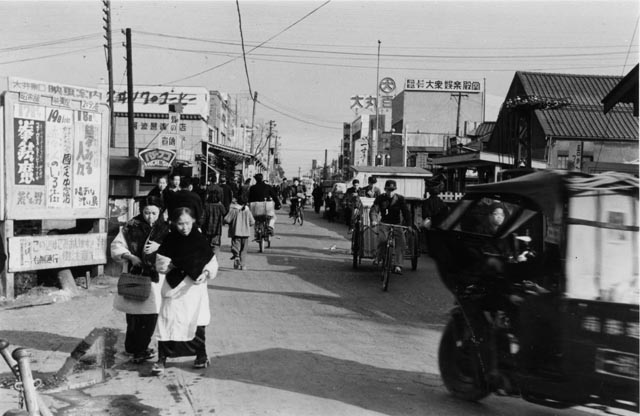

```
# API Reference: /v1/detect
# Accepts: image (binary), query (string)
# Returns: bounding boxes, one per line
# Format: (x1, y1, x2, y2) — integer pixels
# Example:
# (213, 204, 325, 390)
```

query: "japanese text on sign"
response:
(405, 79, 482, 93)
(350, 95, 377, 111)
(14, 118, 46, 186)
(9, 77, 103, 101)
(8, 234, 107, 272)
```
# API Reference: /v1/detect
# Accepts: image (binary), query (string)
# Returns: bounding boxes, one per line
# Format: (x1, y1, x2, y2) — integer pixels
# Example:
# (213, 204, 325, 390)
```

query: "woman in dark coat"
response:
(111, 196, 170, 363)
(152, 207, 219, 374)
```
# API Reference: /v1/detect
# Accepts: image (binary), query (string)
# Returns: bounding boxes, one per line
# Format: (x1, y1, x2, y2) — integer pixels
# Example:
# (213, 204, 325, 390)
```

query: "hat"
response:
(384, 180, 397, 190)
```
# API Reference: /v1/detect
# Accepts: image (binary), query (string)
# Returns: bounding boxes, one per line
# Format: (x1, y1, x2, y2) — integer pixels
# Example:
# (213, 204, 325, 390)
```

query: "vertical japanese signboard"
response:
(2, 77, 108, 220)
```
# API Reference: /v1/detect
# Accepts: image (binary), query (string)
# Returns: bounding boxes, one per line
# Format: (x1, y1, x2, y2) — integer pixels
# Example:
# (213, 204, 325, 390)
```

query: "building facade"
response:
(391, 77, 485, 168)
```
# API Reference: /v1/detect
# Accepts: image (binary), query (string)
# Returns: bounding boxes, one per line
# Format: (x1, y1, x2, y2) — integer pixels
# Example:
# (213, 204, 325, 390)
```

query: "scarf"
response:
(158, 227, 214, 288)
(123, 215, 170, 282)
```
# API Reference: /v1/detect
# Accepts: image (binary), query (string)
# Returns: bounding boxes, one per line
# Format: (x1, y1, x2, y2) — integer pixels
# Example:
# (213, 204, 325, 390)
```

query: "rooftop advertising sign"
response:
(108, 85, 210, 118)
(405, 78, 483, 93)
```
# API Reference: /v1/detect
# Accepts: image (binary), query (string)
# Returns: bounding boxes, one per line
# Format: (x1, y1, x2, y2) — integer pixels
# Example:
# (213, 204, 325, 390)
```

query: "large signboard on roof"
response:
(405, 78, 483, 93)
(3, 77, 109, 220)
(107, 85, 210, 119)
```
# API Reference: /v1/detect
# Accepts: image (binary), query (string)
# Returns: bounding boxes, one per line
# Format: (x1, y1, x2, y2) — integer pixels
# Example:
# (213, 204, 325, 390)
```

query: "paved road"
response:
(0, 208, 607, 415)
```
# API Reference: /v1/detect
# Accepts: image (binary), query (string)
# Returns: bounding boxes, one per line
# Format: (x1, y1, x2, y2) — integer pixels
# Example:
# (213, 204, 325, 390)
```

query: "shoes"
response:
(193, 356, 210, 369)
(393, 266, 403, 275)
(240, 266, 247, 271)
(150, 361, 165, 376)
(233, 258, 240, 269)
(130, 348, 156, 364)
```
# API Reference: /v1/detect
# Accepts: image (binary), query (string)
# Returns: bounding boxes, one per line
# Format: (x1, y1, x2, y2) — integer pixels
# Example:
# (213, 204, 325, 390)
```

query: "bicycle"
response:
(376, 222, 411, 292)
(254, 215, 271, 253)
(290, 196, 305, 225)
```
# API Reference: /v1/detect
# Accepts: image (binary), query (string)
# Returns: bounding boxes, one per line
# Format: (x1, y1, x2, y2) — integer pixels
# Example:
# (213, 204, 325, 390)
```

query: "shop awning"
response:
(431, 151, 547, 169)
(202, 141, 266, 170)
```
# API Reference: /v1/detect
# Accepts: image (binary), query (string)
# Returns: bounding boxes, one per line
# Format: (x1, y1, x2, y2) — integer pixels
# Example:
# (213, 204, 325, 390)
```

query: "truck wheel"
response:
(438, 318, 490, 402)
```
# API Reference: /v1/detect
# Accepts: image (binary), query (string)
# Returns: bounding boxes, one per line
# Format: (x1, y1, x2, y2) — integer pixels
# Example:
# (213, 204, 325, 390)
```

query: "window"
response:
(557, 155, 569, 169)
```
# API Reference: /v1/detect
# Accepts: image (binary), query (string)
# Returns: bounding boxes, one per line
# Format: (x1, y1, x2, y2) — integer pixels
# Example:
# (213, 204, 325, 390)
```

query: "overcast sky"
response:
(1, 0, 638, 177)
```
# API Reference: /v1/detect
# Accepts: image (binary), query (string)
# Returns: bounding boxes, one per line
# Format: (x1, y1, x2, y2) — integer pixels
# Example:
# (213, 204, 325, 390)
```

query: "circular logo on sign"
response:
(379, 77, 396, 94)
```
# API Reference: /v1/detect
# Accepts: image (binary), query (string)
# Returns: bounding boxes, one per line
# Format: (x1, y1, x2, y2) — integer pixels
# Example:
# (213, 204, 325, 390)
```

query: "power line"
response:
(135, 42, 636, 66)
(0, 33, 101, 53)
(0, 46, 99, 65)
(257, 99, 341, 130)
(134, 42, 631, 73)
(133, 30, 636, 60)
(622, 18, 639, 74)
(165, 0, 331, 84)
(235, 0, 253, 98)
(134, 30, 637, 52)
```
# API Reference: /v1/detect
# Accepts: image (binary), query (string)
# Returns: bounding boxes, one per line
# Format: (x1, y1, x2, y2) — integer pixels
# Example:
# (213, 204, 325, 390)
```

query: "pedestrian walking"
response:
(166, 176, 204, 226)
(151, 207, 218, 375)
(111, 196, 170, 364)
(201, 190, 227, 256)
(224, 194, 255, 270)
(312, 183, 324, 214)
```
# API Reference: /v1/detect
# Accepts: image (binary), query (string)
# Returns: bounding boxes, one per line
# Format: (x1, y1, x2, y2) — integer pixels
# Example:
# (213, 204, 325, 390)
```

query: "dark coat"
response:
(371, 193, 410, 226)
(249, 181, 281, 208)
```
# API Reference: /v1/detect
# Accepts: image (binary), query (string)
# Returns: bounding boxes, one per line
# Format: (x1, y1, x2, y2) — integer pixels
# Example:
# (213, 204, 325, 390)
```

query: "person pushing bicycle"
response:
(370, 180, 411, 275)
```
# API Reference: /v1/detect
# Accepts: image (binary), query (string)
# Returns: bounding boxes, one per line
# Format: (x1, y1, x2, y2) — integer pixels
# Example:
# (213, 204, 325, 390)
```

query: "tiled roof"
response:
(518, 71, 629, 107)
(468, 121, 495, 137)
(516, 71, 638, 140)
(536, 107, 638, 140)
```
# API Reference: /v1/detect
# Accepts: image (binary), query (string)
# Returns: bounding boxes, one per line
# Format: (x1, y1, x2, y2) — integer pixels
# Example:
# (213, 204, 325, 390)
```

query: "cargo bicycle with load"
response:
(350, 196, 420, 291)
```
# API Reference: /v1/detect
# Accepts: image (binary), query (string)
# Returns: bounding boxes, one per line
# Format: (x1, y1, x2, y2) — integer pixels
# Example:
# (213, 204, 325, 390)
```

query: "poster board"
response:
(2, 77, 109, 220)
(7, 233, 107, 272)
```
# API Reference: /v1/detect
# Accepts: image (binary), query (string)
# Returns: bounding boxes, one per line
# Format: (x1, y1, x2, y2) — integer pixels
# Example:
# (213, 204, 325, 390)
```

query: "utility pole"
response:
(323, 149, 328, 180)
(451, 92, 468, 137)
(124, 28, 135, 157)
(102, 0, 115, 148)
(266, 120, 275, 181)
(372, 39, 381, 166)
(250, 91, 258, 154)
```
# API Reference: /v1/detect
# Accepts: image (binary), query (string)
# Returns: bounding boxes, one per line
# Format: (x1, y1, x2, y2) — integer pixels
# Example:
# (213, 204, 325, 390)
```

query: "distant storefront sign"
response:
(139, 148, 176, 169)
(350, 94, 377, 111)
(379, 77, 396, 94)
(108, 85, 210, 118)
(405, 78, 483, 93)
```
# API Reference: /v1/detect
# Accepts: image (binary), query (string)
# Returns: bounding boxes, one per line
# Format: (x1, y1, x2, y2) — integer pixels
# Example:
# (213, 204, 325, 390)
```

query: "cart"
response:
(350, 197, 420, 271)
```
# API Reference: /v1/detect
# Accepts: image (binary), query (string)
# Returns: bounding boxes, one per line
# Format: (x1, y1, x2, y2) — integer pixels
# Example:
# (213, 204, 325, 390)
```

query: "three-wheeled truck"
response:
(428, 170, 639, 412)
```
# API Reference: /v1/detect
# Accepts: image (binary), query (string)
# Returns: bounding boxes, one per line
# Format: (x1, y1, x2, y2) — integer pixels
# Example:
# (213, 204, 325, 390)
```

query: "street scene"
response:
(0, 1, 638, 415)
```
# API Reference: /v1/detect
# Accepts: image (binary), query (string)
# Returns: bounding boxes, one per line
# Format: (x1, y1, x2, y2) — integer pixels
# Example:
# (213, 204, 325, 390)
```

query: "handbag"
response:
(117, 270, 152, 301)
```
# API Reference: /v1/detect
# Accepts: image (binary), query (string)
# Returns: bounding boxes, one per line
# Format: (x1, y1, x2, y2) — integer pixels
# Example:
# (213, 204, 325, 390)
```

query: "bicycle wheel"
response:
(299, 208, 304, 226)
(267, 234, 271, 248)
(382, 244, 393, 291)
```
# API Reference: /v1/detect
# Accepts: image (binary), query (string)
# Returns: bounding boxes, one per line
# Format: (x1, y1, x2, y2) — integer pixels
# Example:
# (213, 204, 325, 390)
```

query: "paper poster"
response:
(45, 107, 74, 208)
(73, 110, 102, 208)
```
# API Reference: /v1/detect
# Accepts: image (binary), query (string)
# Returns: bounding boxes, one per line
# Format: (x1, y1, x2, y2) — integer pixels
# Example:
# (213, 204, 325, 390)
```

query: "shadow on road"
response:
(244, 212, 453, 329)
(204, 347, 573, 416)
(0, 330, 81, 354)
